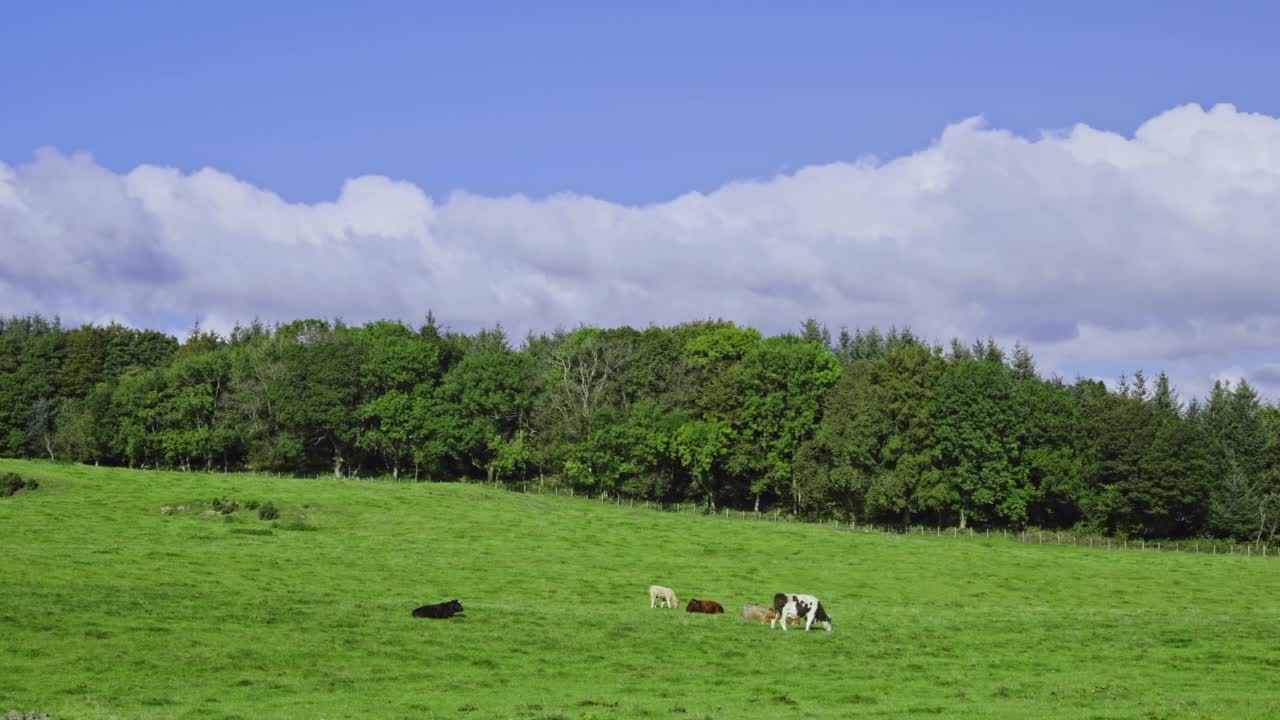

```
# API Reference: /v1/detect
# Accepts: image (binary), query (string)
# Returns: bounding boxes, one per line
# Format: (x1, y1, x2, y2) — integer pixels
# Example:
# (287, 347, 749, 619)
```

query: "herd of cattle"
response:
(649, 584, 833, 632)
(411, 588, 832, 633)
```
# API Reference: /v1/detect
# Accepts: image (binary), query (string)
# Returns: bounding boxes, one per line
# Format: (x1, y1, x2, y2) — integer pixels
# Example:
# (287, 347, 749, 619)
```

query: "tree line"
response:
(2, 313, 1277, 540)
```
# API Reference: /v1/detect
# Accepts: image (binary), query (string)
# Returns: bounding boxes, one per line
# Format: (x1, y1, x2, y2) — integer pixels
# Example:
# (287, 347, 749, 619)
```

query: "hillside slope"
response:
(1, 459, 1277, 719)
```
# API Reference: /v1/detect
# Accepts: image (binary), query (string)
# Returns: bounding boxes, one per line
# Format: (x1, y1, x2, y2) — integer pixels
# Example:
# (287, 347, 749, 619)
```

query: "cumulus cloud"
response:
(2, 103, 1280, 400)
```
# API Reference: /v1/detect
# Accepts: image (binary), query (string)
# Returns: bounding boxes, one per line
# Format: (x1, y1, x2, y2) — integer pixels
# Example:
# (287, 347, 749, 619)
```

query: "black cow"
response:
(412, 599, 465, 619)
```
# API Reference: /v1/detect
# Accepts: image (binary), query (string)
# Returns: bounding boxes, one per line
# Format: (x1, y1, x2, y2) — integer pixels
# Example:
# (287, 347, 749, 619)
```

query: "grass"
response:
(1, 458, 1279, 719)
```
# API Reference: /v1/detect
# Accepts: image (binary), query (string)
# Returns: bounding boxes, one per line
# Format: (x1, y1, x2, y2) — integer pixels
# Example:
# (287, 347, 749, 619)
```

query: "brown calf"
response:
(685, 598, 725, 614)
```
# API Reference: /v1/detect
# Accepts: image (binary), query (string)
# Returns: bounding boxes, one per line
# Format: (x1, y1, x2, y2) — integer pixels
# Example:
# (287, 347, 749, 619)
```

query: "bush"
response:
(210, 497, 241, 514)
(244, 499, 260, 510)
(257, 501, 280, 521)
(1, 472, 33, 497)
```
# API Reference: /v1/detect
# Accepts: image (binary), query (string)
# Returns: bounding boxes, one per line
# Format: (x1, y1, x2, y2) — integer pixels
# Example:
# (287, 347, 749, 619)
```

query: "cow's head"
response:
(450, 599, 464, 613)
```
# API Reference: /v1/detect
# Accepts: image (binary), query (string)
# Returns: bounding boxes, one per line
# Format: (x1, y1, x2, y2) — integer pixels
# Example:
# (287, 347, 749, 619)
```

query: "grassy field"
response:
(1, 459, 1278, 719)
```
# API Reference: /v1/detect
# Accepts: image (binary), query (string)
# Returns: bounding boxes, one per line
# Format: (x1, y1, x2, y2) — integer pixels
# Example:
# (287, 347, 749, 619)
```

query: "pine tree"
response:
(1151, 372, 1181, 416)
(1010, 342, 1037, 382)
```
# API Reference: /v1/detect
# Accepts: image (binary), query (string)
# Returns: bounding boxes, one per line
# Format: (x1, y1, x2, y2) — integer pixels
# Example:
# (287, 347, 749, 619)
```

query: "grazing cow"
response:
(740, 603, 770, 622)
(771, 593, 832, 632)
(412, 599, 464, 619)
(649, 585, 678, 609)
(685, 598, 725, 614)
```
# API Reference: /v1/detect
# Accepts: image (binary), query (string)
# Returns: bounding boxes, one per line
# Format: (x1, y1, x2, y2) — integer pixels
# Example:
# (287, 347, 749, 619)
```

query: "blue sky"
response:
(4, 1, 1279, 204)
(3, 2, 1280, 400)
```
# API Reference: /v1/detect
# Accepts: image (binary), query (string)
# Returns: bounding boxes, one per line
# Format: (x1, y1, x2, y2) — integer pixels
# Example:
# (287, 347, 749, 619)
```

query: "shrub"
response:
(1, 472, 32, 497)
(244, 499, 260, 510)
(257, 501, 280, 521)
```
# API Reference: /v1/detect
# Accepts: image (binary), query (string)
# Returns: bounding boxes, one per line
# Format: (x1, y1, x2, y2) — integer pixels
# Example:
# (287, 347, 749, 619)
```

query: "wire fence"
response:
(489, 480, 1279, 560)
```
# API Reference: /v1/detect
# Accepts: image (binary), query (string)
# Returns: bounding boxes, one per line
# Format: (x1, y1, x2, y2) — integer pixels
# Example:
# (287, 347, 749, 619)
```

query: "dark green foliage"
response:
(933, 359, 1023, 527)
(257, 501, 280, 521)
(210, 497, 240, 514)
(1, 471, 32, 496)
(2, 312, 1277, 539)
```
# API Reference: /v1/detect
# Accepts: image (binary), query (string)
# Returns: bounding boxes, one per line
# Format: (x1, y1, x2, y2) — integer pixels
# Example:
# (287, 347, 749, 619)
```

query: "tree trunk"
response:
(393, 463, 400, 481)
(333, 452, 343, 479)
(959, 507, 967, 530)
(754, 494, 761, 513)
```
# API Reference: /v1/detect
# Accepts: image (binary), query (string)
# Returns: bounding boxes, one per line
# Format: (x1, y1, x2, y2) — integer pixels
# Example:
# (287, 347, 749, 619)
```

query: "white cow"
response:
(649, 584, 678, 609)
(771, 593, 832, 632)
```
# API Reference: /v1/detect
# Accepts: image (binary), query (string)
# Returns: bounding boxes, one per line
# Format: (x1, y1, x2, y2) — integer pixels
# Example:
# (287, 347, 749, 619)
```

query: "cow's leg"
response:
(651, 595, 656, 608)
(779, 609, 790, 632)
(804, 609, 815, 631)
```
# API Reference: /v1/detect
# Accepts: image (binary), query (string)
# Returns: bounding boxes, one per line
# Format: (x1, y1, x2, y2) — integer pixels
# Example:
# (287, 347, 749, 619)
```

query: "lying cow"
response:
(742, 603, 798, 625)
(762, 607, 801, 627)
(771, 593, 832, 632)
(686, 598, 725, 614)
(649, 585, 678, 609)
(412, 599, 464, 619)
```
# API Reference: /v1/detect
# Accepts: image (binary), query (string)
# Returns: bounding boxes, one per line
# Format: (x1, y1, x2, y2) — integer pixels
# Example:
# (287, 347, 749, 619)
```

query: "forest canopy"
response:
(2, 313, 1277, 541)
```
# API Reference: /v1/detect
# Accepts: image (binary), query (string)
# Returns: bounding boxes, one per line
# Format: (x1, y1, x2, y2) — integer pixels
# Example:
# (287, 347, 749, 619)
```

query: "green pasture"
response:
(1, 459, 1277, 719)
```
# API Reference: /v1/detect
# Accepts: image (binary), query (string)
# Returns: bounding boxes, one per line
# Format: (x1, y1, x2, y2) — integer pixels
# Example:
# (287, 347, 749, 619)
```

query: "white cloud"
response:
(2, 103, 1280, 401)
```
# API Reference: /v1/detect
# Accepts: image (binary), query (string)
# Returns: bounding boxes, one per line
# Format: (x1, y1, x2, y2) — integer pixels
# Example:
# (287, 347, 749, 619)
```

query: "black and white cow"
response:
(771, 593, 832, 632)
(412, 599, 464, 619)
